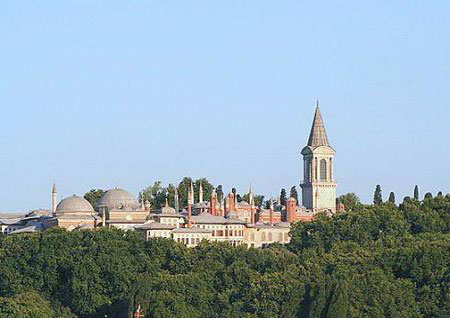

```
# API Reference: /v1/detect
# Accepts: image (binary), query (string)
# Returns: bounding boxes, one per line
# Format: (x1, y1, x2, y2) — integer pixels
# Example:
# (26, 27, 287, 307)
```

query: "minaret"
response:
(300, 102, 337, 213)
(249, 185, 255, 224)
(190, 182, 195, 204)
(52, 183, 57, 216)
(199, 181, 203, 204)
(174, 187, 179, 212)
(187, 189, 193, 228)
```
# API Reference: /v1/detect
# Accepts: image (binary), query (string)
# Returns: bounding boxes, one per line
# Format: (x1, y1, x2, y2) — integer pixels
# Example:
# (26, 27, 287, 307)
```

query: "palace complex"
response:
(1, 104, 341, 247)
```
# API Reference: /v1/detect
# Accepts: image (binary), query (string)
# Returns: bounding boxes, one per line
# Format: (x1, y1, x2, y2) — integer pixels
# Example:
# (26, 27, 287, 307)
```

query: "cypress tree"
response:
(327, 281, 350, 318)
(424, 192, 433, 199)
(437, 191, 443, 198)
(290, 186, 299, 203)
(373, 185, 383, 205)
(414, 185, 419, 200)
(280, 188, 287, 206)
(388, 192, 395, 204)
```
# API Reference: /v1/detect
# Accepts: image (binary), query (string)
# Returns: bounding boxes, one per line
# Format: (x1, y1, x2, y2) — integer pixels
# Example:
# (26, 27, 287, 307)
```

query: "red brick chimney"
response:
(228, 192, 235, 212)
(286, 197, 297, 223)
(210, 190, 217, 216)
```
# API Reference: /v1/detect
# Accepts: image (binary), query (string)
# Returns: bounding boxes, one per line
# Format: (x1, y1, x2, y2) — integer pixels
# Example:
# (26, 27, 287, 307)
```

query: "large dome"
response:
(98, 188, 139, 210)
(56, 195, 94, 213)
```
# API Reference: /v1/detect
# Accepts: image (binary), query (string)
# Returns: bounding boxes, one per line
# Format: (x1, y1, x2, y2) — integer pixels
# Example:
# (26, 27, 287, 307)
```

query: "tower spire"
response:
(307, 103, 330, 148)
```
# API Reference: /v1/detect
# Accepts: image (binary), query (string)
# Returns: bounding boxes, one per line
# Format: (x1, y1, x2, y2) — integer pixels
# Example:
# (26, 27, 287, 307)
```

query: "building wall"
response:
(192, 223, 245, 245)
(244, 226, 291, 248)
(172, 232, 212, 247)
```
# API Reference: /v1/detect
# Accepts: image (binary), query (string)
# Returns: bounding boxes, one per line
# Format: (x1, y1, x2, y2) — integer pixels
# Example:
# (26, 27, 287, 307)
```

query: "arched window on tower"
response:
(305, 159, 312, 182)
(320, 159, 327, 181)
(329, 158, 333, 181)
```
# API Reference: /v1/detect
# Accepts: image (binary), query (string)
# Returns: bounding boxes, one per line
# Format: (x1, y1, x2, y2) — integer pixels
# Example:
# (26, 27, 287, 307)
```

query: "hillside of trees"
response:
(1, 190, 450, 317)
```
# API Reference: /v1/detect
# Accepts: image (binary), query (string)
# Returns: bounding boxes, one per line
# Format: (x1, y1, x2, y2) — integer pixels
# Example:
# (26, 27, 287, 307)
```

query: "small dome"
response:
(56, 195, 94, 213)
(98, 188, 139, 210)
(161, 199, 176, 214)
(236, 201, 250, 207)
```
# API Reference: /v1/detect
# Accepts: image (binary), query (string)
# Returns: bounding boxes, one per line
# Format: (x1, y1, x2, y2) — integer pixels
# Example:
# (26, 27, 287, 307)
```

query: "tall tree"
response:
(141, 181, 167, 209)
(84, 189, 106, 209)
(414, 185, 419, 200)
(177, 177, 193, 207)
(388, 192, 396, 204)
(194, 178, 214, 203)
(290, 186, 299, 203)
(280, 189, 287, 207)
(424, 192, 433, 199)
(327, 281, 350, 318)
(216, 185, 224, 202)
(373, 185, 383, 205)
(254, 195, 265, 207)
(437, 191, 443, 198)
(338, 193, 361, 211)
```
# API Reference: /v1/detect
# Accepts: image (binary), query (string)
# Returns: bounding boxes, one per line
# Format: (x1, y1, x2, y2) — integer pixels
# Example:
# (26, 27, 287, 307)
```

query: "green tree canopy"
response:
(373, 185, 383, 205)
(337, 193, 361, 211)
(83, 189, 105, 209)
(388, 191, 396, 204)
(290, 186, 298, 203)
(414, 185, 419, 200)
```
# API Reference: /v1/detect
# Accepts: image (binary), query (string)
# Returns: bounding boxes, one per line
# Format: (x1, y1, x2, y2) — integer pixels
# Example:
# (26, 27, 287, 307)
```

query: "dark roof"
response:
(172, 227, 212, 234)
(136, 222, 174, 230)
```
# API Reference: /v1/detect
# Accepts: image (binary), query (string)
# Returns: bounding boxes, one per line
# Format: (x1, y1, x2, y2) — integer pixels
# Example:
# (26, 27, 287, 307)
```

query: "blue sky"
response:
(1, 1, 449, 211)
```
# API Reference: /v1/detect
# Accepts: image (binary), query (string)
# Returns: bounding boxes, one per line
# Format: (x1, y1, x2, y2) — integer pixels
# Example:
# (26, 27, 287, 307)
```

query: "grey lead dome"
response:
(56, 195, 94, 213)
(98, 188, 139, 210)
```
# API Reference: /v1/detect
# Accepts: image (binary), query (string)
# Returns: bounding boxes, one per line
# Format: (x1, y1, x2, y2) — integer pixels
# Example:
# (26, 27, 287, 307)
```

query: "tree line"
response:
(1, 187, 450, 317)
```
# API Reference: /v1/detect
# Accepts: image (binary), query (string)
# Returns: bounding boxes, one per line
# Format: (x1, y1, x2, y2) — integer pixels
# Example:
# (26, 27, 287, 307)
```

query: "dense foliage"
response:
(1, 193, 450, 317)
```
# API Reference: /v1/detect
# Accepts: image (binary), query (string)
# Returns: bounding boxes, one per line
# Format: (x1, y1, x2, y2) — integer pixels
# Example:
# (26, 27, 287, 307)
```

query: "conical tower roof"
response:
(307, 103, 330, 148)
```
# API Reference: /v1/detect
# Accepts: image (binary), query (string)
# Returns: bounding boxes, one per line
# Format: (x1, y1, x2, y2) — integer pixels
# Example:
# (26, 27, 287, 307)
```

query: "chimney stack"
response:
(210, 189, 217, 215)
(286, 197, 297, 223)
(269, 199, 274, 226)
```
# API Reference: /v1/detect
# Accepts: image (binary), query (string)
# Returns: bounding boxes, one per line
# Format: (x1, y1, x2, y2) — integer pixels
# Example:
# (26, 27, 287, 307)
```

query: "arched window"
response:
(268, 232, 273, 241)
(329, 158, 333, 181)
(261, 232, 266, 241)
(320, 159, 327, 181)
(305, 159, 311, 182)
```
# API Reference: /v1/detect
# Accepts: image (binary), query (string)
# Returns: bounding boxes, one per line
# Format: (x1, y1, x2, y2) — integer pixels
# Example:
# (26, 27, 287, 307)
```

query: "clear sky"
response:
(1, 1, 449, 212)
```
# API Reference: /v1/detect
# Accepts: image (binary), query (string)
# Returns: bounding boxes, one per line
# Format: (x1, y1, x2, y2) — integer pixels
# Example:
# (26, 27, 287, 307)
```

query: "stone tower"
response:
(300, 103, 337, 213)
